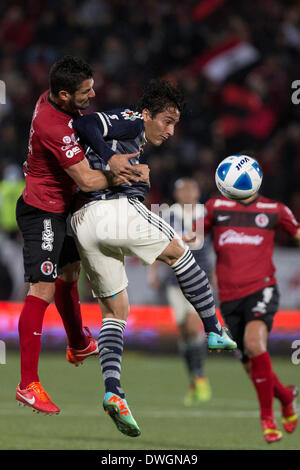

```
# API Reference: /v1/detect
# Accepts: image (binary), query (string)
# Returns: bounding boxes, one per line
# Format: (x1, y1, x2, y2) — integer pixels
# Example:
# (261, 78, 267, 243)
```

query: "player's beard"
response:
(70, 97, 90, 111)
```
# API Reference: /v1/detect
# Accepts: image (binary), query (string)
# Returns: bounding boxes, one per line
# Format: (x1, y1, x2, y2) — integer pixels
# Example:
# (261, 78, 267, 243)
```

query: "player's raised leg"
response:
(98, 290, 141, 437)
(157, 240, 236, 350)
(55, 259, 98, 366)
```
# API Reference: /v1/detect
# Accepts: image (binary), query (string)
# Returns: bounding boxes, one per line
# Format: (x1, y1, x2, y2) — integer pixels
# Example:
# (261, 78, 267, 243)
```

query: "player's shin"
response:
(171, 248, 221, 335)
(250, 351, 274, 419)
(98, 318, 126, 398)
(18, 295, 48, 388)
(54, 278, 88, 350)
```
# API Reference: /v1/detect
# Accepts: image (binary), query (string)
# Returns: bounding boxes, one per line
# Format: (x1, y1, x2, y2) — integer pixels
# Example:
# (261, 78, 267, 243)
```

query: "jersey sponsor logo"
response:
(42, 219, 54, 251)
(217, 215, 231, 221)
(256, 202, 278, 209)
(121, 109, 142, 121)
(65, 146, 81, 158)
(219, 229, 264, 246)
(255, 213, 269, 228)
(40, 261, 54, 276)
(62, 135, 71, 144)
(61, 133, 79, 151)
(213, 199, 236, 208)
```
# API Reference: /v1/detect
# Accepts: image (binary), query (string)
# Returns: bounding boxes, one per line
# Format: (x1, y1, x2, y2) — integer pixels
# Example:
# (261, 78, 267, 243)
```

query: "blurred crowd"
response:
(0, 0, 300, 299)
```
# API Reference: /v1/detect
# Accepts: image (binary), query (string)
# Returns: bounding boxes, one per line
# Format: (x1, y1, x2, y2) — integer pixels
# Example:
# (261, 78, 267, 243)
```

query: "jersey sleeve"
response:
(39, 122, 86, 169)
(276, 203, 300, 236)
(73, 109, 144, 164)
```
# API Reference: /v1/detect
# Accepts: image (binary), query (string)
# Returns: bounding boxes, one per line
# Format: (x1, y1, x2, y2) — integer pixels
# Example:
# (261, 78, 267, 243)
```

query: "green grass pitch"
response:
(0, 350, 299, 450)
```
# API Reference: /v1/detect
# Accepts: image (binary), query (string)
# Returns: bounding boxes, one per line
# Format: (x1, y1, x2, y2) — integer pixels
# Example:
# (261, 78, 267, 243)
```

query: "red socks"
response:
(273, 371, 293, 405)
(250, 351, 274, 419)
(18, 295, 48, 389)
(54, 278, 88, 350)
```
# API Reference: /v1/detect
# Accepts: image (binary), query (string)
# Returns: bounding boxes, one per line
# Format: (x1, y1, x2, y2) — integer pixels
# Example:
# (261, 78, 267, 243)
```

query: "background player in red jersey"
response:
(15, 56, 145, 415)
(204, 190, 300, 443)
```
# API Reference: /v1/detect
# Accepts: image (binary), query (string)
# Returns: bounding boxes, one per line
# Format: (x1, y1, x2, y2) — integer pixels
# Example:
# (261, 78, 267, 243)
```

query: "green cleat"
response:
(184, 377, 212, 406)
(103, 392, 141, 437)
(207, 328, 237, 351)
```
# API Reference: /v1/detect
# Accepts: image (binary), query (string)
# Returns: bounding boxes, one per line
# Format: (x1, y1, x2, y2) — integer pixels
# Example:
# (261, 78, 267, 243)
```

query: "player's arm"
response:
(66, 159, 149, 191)
(65, 158, 117, 192)
(40, 121, 137, 188)
(277, 203, 300, 245)
(73, 112, 144, 180)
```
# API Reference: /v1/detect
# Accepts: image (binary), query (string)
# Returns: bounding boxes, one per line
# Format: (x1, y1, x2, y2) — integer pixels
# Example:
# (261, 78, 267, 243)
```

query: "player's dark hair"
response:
(137, 79, 184, 117)
(49, 56, 93, 96)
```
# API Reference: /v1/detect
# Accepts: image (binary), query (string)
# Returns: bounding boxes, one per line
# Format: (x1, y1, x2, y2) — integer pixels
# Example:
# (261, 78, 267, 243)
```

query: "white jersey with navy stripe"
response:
(72, 108, 149, 201)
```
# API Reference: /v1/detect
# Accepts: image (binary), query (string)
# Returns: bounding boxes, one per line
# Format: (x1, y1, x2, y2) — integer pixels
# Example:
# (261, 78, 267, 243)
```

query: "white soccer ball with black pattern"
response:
(215, 155, 263, 200)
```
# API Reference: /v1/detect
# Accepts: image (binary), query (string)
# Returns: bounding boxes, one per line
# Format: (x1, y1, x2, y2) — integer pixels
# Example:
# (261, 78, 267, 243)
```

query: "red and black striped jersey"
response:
(23, 90, 85, 213)
(204, 195, 299, 302)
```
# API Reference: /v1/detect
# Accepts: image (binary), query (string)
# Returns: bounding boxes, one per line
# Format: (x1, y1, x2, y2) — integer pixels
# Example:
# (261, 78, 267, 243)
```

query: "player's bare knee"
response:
(29, 281, 55, 304)
(59, 261, 81, 283)
(158, 237, 185, 266)
(98, 290, 130, 321)
(244, 338, 266, 357)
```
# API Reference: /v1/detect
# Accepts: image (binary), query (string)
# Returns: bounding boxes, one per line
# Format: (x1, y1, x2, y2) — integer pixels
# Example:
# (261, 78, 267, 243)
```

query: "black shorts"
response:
(220, 285, 279, 363)
(16, 196, 80, 283)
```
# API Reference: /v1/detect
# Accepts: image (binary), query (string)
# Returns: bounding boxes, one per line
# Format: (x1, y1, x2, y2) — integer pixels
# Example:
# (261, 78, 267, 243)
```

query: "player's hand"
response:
(108, 153, 141, 184)
(182, 232, 197, 244)
(133, 164, 150, 184)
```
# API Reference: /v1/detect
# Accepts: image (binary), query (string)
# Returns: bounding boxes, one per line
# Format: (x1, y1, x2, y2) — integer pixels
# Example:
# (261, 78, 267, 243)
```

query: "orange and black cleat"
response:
(66, 326, 99, 366)
(261, 417, 282, 443)
(281, 385, 298, 434)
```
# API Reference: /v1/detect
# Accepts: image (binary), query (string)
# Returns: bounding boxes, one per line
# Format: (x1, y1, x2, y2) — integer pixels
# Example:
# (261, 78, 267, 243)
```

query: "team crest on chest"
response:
(255, 213, 269, 228)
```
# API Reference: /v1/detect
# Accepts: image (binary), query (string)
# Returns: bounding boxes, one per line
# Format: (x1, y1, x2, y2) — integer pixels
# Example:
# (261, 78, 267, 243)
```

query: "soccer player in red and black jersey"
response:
(204, 191, 300, 443)
(15, 56, 143, 415)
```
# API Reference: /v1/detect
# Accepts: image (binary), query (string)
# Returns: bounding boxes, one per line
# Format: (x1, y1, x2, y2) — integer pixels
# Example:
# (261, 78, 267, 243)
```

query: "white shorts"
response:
(71, 197, 178, 298)
(166, 285, 197, 325)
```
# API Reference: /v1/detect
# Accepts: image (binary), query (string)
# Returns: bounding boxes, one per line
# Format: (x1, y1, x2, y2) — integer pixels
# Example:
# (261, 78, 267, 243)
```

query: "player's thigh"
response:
(243, 285, 279, 331)
(243, 286, 279, 355)
(77, 242, 128, 299)
(123, 198, 177, 265)
(58, 235, 81, 282)
(16, 196, 66, 284)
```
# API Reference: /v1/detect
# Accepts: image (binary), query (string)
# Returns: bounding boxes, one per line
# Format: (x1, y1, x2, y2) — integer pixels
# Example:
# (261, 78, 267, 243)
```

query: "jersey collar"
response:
(48, 95, 78, 118)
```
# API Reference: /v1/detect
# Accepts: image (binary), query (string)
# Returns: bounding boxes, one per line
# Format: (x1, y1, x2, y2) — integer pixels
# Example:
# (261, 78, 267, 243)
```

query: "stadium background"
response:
(0, 0, 300, 451)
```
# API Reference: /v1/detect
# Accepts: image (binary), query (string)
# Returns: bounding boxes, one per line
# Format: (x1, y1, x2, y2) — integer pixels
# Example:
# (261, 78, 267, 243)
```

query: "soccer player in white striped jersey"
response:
(71, 80, 236, 437)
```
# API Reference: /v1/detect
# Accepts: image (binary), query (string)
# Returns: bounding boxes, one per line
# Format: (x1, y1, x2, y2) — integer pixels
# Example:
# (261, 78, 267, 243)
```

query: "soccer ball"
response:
(215, 155, 262, 200)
